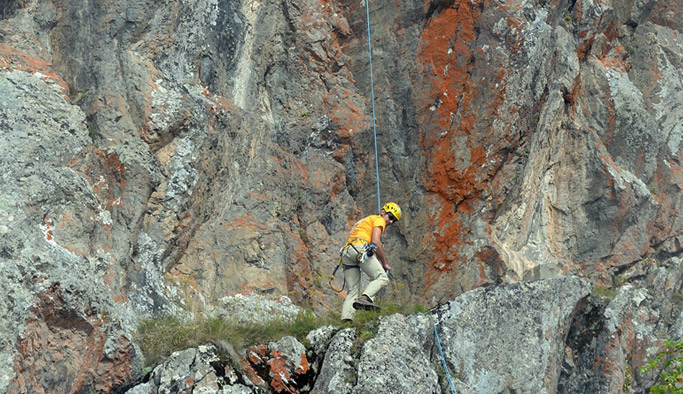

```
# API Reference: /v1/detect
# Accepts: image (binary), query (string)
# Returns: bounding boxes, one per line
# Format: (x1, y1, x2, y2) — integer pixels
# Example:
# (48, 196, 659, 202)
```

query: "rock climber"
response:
(340, 202, 402, 321)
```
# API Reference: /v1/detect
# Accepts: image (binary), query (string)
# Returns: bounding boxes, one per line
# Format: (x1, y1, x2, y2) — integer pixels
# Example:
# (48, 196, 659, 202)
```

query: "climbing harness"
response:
(365, 0, 381, 213)
(327, 239, 376, 293)
(434, 323, 457, 394)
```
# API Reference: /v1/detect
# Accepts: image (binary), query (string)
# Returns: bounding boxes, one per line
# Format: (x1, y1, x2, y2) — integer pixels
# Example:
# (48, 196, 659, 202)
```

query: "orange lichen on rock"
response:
(221, 213, 269, 233)
(0, 44, 69, 94)
(82, 149, 128, 209)
(295, 353, 310, 374)
(248, 345, 268, 362)
(283, 228, 313, 304)
(646, 159, 681, 247)
(41, 215, 53, 241)
(576, 34, 595, 63)
(599, 42, 629, 73)
(267, 354, 292, 392)
(242, 363, 266, 386)
(323, 89, 368, 141)
(649, 66, 663, 82)
(9, 285, 133, 393)
(417, 0, 499, 288)
(242, 344, 309, 393)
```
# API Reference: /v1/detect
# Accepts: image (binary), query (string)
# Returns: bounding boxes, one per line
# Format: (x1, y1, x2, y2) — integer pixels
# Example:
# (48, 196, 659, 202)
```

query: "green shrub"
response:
(640, 339, 683, 394)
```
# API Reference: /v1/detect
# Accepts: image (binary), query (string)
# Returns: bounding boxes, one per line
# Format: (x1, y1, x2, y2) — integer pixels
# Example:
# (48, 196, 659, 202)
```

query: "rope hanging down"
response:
(364, 0, 381, 213)
(434, 323, 457, 394)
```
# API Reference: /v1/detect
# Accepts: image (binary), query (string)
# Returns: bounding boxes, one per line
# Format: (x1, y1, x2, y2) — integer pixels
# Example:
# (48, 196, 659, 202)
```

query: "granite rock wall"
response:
(0, 0, 680, 391)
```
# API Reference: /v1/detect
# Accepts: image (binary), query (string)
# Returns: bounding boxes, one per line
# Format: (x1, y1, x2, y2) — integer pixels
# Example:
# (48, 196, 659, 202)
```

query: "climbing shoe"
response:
(352, 295, 380, 311)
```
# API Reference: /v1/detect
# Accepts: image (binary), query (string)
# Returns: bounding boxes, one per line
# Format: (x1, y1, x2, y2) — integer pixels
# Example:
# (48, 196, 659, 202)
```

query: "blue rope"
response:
(434, 323, 457, 394)
(364, 0, 381, 213)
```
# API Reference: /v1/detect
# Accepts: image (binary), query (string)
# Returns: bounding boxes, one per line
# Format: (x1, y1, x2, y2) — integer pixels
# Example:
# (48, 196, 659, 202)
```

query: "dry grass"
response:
(135, 300, 426, 368)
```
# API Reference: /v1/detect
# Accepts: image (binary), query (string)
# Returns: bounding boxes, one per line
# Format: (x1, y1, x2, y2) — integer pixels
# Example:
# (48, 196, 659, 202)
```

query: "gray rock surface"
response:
(216, 293, 302, 325)
(310, 328, 356, 394)
(560, 256, 683, 393)
(125, 345, 252, 394)
(123, 277, 598, 393)
(0, 68, 143, 393)
(354, 313, 440, 394)
(305, 325, 338, 357)
(433, 276, 591, 394)
(0, 0, 680, 391)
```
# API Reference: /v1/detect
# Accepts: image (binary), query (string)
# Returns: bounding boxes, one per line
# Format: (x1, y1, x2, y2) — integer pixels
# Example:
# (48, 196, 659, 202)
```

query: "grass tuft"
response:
(592, 284, 617, 301)
(135, 300, 426, 368)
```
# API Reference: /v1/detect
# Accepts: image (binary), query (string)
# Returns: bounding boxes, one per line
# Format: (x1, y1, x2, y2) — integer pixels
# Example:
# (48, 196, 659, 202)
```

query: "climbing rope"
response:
(364, 0, 381, 213)
(434, 323, 457, 394)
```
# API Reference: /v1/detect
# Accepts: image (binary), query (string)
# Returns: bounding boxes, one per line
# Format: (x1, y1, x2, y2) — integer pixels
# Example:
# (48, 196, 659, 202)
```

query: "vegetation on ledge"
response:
(135, 301, 426, 368)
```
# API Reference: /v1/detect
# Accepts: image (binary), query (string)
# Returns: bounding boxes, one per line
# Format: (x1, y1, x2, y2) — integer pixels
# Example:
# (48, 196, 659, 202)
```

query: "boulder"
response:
(432, 276, 591, 393)
(125, 345, 252, 394)
(353, 314, 440, 394)
(311, 328, 356, 394)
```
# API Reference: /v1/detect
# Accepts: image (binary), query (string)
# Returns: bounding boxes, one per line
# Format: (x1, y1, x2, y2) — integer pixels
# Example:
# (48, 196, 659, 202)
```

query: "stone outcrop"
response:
(309, 327, 356, 394)
(242, 337, 314, 393)
(0, 0, 681, 391)
(0, 68, 144, 393)
(414, 0, 683, 302)
(117, 265, 680, 393)
(560, 256, 683, 393)
(124, 276, 610, 393)
(215, 293, 302, 325)
(353, 313, 441, 394)
(432, 276, 591, 393)
(124, 345, 252, 394)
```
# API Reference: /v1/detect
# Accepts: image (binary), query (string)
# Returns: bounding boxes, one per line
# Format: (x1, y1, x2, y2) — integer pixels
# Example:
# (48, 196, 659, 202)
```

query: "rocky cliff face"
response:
(0, 0, 681, 392)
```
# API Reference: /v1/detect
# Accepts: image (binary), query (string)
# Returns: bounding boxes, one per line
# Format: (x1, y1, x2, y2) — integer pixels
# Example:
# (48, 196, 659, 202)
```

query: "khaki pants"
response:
(340, 245, 389, 320)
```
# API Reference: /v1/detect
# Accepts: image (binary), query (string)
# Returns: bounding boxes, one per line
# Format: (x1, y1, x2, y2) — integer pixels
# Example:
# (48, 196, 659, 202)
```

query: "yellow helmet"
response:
(381, 202, 402, 221)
